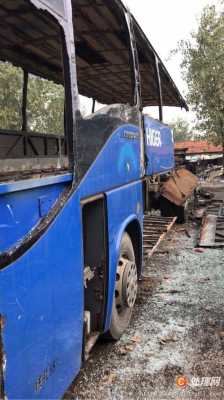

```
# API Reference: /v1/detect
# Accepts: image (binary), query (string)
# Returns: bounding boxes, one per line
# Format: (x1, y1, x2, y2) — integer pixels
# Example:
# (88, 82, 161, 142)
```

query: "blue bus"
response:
(0, 1, 187, 398)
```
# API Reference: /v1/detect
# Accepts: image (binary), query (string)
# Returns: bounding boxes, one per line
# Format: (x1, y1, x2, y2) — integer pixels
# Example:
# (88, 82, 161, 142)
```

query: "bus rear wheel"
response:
(107, 232, 138, 340)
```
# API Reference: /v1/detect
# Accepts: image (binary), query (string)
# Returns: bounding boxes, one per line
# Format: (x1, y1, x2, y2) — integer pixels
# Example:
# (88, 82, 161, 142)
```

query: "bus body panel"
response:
(0, 123, 140, 253)
(144, 115, 175, 176)
(79, 123, 141, 198)
(0, 193, 84, 399)
(0, 176, 72, 254)
(0, 123, 142, 399)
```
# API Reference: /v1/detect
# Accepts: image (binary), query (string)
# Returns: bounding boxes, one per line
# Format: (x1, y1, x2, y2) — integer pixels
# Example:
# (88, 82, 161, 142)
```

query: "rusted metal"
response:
(0, 0, 187, 108)
(160, 168, 198, 206)
(206, 200, 224, 217)
(197, 195, 224, 247)
(0, 128, 66, 157)
(143, 215, 176, 260)
(199, 214, 217, 247)
(206, 166, 224, 182)
(84, 332, 100, 361)
(194, 207, 207, 219)
(199, 214, 224, 248)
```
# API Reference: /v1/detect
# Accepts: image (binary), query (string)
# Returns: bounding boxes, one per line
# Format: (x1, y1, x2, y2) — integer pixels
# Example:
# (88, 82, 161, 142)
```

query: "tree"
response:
(0, 62, 64, 135)
(0, 62, 23, 130)
(27, 74, 64, 134)
(178, 4, 224, 163)
(169, 117, 192, 142)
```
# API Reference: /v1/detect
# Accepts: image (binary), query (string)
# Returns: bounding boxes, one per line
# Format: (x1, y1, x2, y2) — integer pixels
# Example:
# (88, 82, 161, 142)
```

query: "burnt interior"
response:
(73, 0, 187, 109)
(0, 0, 187, 108)
(0, 0, 187, 182)
(0, 0, 68, 178)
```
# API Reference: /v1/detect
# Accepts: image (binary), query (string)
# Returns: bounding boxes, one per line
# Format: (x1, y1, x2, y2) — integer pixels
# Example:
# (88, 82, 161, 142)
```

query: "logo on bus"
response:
(146, 127, 162, 147)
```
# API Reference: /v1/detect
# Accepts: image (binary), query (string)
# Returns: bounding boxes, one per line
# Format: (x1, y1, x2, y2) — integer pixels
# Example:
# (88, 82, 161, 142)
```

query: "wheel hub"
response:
(115, 257, 138, 311)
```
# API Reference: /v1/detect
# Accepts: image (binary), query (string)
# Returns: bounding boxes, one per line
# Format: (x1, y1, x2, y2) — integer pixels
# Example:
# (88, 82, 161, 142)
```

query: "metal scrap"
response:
(160, 168, 198, 206)
(197, 192, 224, 247)
(199, 214, 224, 248)
(143, 215, 176, 260)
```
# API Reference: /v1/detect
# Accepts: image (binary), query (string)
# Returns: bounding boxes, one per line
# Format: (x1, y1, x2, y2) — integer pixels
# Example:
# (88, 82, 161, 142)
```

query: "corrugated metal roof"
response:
(175, 141, 223, 155)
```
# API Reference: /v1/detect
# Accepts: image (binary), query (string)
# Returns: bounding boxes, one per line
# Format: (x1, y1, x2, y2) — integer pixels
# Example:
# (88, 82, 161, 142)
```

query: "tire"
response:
(106, 232, 138, 341)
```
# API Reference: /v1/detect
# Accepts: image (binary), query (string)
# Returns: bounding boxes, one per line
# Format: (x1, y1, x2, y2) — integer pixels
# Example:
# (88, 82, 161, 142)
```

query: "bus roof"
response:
(0, 0, 188, 110)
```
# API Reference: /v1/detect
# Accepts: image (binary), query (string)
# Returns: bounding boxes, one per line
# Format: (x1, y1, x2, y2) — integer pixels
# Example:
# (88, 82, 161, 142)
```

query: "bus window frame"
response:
(154, 55, 163, 122)
(1, 0, 78, 176)
(125, 12, 145, 175)
(30, 0, 78, 173)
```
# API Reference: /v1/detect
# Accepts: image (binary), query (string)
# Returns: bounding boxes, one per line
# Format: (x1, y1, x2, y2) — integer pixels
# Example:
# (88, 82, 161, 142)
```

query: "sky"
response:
(124, 0, 218, 124)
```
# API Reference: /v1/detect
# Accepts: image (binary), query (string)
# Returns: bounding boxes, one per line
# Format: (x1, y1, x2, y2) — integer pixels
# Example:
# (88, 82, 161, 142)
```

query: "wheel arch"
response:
(103, 214, 143, 332)
(125, 219, 143, 278)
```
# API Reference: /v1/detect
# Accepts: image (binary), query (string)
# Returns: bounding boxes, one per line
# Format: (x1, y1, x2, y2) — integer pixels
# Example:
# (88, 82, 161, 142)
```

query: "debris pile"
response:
(195, 177, 224, 249)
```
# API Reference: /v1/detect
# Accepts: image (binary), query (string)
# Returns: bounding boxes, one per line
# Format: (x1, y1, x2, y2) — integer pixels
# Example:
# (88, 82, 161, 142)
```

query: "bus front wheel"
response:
(108, 232, 138, 340)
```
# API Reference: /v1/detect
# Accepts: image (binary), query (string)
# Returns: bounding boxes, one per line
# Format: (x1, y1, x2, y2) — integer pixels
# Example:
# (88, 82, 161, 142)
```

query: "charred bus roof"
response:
(0, 0, 187, 110)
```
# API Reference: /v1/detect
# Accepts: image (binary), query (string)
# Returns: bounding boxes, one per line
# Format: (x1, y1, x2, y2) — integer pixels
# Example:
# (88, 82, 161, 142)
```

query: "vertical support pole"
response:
(92, 99, 96, 114)
(22, 70, 28, 155)
(125, 12, 145, 177)
(154, 56, 163, 122)
(61, 0, 80, 180)
(62, 32, 75, 172)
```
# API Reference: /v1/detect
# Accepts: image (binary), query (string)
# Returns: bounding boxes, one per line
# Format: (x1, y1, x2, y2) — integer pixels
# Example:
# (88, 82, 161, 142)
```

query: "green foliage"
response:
(168, 117, 192, 142)
(0, 62, 64, 134)
(178, 4, 224, 148)
(0, 63, 23, 130)
(27, 74, 64, 134)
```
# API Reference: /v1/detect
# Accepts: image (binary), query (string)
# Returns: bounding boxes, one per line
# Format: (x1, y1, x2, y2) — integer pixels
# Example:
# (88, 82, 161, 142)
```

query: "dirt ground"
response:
(66, 188, 224, 400)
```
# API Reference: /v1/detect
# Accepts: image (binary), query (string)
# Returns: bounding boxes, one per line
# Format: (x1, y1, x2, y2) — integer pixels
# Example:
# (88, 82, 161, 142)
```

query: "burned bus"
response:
(0, 0, 188, 398)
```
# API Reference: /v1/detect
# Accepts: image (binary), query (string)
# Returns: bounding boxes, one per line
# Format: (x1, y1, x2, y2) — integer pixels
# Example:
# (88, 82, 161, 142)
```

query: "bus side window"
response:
(72, 1, 141, 181)
(0, 62, 23, 131)
(27, 74, 64, 136)
(0, 2, 71, 180)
